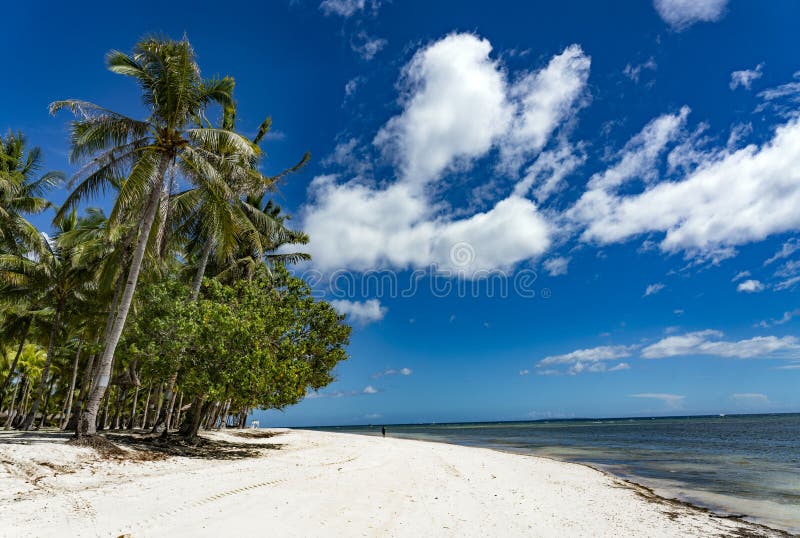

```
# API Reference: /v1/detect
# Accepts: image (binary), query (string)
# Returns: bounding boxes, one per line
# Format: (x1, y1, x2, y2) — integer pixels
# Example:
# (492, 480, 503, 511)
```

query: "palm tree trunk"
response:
(174, 392, 183, 428)
(0, 320, 32, 412)
(21, 307, 61, 430)
(3, 378, 21, 429)
(78, 155, 169, 437)
(153, 238, 214, 435)
(60, 339, 83, 430)
(127, 380, 138, 430)
(140, 382, 152, 429)
(38, 375, 56, 429)
(190, 237, 214, 301)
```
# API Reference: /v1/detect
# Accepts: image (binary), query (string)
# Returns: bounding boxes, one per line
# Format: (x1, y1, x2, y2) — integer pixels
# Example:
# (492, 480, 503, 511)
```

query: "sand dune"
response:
(0, 429, 782, 537)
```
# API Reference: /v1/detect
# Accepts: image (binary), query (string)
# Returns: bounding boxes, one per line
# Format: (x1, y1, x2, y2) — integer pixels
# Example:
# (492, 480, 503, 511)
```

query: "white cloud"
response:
(757, 309, 800, 328)
(731, 392, 770, 403)
(630, 392, 685, 408)
(623, 57, 657, 83)
(374, 33, 513, 185)
(514, 141, 586, 202)
(352, 32, 387, 61)
(323, 138, 359, 166)
(330, 299, 387, 325)
(569, 113, 800, 260)
(644, 283, 666, 297)
(764, 238, 800, 265)
(641, 329, 800, 359)
(499, 44, 591, 173)
(372, 367, 413, 378)
(303, 179, 550, 273)
(576, 107, 690, 195)
(730, 64, 764, 91)
(737, 279, 764, 293)
(319, 0, 366, 17)
(757, 72, 800, 112)
(732, 270, 751, 282)
(344, 77, 361, 98)
(776, 276, 800, 291)
(303, 34, 589, 274)
(543, 256, 570, 276)
(519, 369, 530, 376)
(653, 0, 728, 30)
(306, 384, 381, 399)
(536, 345, 636, 375)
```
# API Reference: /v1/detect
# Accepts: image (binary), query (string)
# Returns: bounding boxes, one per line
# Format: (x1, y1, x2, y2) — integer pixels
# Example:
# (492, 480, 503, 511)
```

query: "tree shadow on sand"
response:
(104, 431, 285, 460)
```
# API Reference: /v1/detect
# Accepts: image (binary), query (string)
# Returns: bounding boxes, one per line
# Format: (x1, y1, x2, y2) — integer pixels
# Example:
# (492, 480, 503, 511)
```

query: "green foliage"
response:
(121, 268, 350, 414)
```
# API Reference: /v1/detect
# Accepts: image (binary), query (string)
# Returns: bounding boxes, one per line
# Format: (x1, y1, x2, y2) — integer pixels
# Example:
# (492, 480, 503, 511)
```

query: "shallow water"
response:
(312, 413, 800, 533)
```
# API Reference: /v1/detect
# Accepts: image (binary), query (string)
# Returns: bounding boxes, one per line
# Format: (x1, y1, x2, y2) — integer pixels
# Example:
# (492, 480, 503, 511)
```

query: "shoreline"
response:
(0, 428, 790, 537)
(313, 430, 794, 536)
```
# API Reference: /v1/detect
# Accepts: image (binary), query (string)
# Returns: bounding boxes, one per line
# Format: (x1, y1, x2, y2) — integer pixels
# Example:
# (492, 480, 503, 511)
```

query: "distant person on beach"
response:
(382, 426, 386, 437)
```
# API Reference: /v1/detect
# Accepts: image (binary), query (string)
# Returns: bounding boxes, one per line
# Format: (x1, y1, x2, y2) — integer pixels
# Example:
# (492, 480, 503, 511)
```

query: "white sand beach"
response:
(0, 429, 783, 537)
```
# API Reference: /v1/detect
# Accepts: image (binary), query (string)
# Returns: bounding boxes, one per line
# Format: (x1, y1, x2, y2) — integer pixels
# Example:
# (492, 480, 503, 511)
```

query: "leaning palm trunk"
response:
(21, 307, 62, 430)
(78, 157, 169, 437)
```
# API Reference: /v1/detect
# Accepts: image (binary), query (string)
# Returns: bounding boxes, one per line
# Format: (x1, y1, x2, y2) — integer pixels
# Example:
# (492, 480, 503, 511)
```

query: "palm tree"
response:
(50, 37, 258, 436)
(0, 210, 92, 430)
(0, 131, 63, 254)
(150, 109, 304, 433)
(210, 197, 311, 283)
(2, 342, 47, 428)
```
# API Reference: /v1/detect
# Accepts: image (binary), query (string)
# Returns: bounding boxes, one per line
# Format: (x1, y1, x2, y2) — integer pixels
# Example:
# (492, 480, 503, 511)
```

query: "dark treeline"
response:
(0, 36, 350, 441)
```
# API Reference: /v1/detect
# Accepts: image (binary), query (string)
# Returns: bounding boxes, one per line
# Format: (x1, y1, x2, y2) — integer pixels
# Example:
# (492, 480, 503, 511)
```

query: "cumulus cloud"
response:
(362, 385, 379, 394)
(519, 369, 530, 376)
(536, 345, 636, 375)
(737, 279, 764, 293)
(374, 34, 513, 185)
(303, 34, 590, 274)
(730, 64, 764, 91)
(641, 329, 800, 359)
(543, 256, 570, 276)
(653, 0, 728, 30)
(644, 283, 666, 297)
(330, 299, 387, 325)
(630, 392, 685, 408)
(568, 110, 800, 260)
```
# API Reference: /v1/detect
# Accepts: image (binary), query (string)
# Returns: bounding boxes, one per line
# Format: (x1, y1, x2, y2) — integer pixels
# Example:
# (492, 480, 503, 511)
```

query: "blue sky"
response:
(4, 0, 800, 426)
